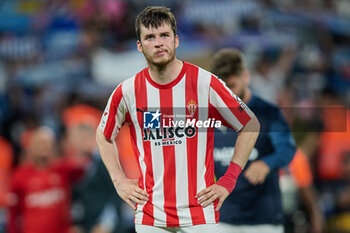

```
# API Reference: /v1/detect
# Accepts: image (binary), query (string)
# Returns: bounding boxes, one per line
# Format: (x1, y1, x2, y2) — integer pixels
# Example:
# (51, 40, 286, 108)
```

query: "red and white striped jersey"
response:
(98, 62, 254, 227)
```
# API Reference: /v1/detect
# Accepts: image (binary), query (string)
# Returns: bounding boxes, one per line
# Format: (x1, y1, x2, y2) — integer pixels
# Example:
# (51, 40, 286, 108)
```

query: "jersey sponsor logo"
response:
(143, 109, 222, 146)
(143, 110, 161, 129)
(25, 187, 65, 208)
(143, 126, 196, 141)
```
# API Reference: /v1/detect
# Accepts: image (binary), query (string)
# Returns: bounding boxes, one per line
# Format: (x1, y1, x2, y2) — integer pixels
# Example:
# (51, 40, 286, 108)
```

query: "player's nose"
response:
(155, 36, 163, 47)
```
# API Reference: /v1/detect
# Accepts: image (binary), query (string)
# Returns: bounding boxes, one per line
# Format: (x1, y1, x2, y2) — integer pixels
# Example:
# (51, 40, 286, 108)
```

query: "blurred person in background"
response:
(316, 89, 350, 183)
(62, 103, 136, 233)
(115, 125, 141, 233)
(211, 48, 295, 233)
(281, 123, 325, 233)
(6, 126, 87, 233)
(250, 48, 295, 105)
(326, 152, 350, 233)
(66, 121, 125, 233)
(312, 90, 350, 233)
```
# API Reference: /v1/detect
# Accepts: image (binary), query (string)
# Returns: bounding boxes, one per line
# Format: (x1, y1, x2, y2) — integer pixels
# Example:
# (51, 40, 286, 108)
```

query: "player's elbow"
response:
(243, 115, 260, 134)
(96, 129, 111, 146)
(253, 116, 260, 133)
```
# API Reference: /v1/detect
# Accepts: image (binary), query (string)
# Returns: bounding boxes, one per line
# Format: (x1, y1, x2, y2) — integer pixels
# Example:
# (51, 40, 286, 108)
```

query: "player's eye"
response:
(145, 35, 154, 40)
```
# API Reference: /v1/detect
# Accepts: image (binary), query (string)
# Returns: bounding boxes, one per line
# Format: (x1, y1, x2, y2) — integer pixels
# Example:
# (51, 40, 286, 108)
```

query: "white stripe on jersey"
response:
(122, 76, 146, 224)
(146, 81, 167, 225)
(210, 88, 244, 131)
(172, 75, 192, 226)
(197, 68, 216, 224)
(214, 77, 255, 119)
(98, 86, 118, 136)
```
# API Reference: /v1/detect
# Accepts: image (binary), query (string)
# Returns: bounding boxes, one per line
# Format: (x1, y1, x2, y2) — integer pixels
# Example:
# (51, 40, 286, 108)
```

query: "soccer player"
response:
(7, 127, 87, 233)
(96, 6, 260, 233)
(211, 48, 296, 233)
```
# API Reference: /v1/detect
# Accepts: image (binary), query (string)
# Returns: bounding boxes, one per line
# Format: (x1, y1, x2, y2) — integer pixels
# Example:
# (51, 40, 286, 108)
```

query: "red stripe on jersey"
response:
(210, 76, 251, 127)
(185, 65, 206, 224)
(128, 121, 144, 190)
(205, 122, 220, 222)
(159, 88, 180, 227)
(145, 63, 187, 89)
(134, 72, 155, 225)
(104, 84, 123, 139)
(208, 104, 231, 128)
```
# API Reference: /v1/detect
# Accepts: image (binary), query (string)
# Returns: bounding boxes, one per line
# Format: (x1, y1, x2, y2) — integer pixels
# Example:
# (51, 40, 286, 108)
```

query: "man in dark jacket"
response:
(211, 49, 296, 233)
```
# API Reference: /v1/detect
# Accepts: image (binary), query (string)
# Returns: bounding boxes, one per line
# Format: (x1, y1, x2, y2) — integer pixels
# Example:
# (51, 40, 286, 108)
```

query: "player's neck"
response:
(32, 160, 50, 170)
(148, 59, 183, 85)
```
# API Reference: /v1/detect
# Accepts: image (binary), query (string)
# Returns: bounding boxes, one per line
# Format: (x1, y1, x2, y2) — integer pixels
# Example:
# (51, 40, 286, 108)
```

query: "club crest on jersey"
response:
(143, 110, 161, 129)
(186, 100, 197, 117)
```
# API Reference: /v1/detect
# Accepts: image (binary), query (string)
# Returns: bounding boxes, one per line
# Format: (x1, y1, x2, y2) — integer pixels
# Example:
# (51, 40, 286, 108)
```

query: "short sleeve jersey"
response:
(98, 62, 254, 227)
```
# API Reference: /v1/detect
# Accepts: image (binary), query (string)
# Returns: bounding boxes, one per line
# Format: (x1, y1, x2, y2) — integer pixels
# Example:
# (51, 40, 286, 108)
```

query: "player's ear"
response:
(175, 35, 179, 49)
(137, 40, 143, 53)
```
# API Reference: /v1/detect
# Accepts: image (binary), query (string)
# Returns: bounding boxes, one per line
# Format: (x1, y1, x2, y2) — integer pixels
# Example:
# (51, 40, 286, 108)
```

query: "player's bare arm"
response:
(96, 130, 149, 210)
(196, 115, 260, 210)
(244, 160, 270, 185)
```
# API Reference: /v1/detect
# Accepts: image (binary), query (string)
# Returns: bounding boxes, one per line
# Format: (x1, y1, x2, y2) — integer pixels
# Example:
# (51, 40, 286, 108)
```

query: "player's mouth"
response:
(155, 50, 167, 56)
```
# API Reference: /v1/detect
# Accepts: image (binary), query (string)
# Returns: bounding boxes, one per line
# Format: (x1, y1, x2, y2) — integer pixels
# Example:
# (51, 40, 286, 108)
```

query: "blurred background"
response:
(0, 0, 349, 233)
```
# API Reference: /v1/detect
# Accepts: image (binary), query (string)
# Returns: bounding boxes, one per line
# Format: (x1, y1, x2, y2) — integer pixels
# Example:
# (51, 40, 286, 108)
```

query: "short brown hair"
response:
(211, 48, 246, 80)
(135, 6, 177, 41)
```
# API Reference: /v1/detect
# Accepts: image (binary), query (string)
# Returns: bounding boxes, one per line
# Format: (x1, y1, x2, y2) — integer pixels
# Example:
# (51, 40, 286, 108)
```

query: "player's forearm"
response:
(96, 129, 126, 183)
(261, 142, 295, 170)
(232, 116, 260, 168)
(215, 117, 259, 193)
(262, 129, 296, 170)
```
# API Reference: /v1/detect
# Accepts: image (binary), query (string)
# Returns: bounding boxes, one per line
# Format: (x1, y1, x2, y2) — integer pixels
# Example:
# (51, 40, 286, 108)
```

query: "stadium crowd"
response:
(0, 0, 350, 233)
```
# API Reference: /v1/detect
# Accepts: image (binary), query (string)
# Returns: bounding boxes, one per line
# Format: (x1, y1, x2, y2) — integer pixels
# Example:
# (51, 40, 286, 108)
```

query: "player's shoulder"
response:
(253, 96, 279, 109)
(188, 61, 228, 86)
(12, 162, 32, 179)
(184, 61, 215, 85)
(111, 68, 147, 96)
(251, 95, 283, 118)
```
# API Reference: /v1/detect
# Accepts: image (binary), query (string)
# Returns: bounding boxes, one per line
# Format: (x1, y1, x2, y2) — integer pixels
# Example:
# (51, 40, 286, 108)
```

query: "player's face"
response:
(137, 23, 179, 67)
(225, 75, 246, 99)
(67, 124, 96, 155)
(28, 130, 55, 166)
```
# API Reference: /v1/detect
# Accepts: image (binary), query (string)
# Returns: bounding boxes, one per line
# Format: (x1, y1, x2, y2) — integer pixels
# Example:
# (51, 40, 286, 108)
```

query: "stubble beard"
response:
(148, 51, 175, 71)
(143, 45, 176, 71)
(239, 88, 245, 100)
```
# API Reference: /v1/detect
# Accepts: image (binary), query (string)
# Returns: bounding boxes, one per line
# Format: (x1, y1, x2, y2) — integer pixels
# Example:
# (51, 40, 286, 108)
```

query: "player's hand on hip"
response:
(195, 184, 229, 211)
(244, 160, 270, 185)
(113, 178, 149, 210)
